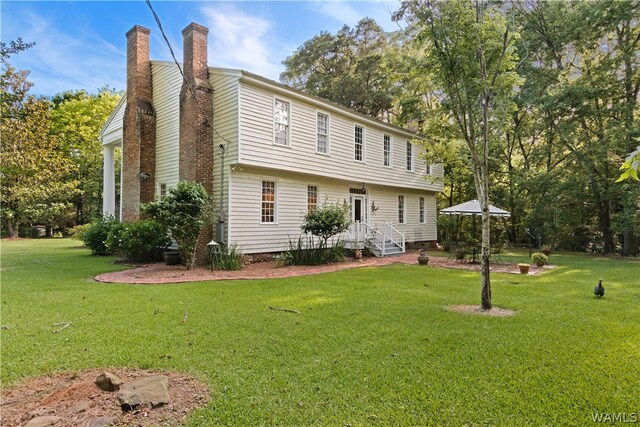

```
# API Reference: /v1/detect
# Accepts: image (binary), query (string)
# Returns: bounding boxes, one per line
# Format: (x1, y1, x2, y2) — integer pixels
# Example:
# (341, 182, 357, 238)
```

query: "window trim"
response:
(383, 134, 392, 168)
(353, 124, 366, 163)
(426, 163, 432, 175)
(307, 184, 319, 213)
(398, 194, 406, 224)
(406, 141, 414, 172)
(260, 179, 278, 224)
(315, 111, 330, 155)
(273, 97, 291, 147)
(419, 197, 425, 224)
(159, 183, 167, 199)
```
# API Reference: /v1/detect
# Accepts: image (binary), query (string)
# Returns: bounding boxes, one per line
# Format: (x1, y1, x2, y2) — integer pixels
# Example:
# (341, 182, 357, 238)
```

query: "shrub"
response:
(105, 220, 171, 262)
(301, 201, 350, 249)
(68, 223, 90, 240)
(285, 235, 345, 266)
(531, 252, 548, 266)
(78, 216, 118, 255)
(143, 181, 212, 269)
(209, 243, 244, 271)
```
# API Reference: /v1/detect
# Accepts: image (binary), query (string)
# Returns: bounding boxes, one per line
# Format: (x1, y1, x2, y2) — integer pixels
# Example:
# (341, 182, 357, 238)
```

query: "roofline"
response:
(149, 60, 419, 138)
(99, 95, 125, 138)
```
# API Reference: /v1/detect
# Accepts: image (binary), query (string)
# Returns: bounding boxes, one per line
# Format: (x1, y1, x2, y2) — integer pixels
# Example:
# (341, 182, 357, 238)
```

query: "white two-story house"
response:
(100, 22, 443, 257)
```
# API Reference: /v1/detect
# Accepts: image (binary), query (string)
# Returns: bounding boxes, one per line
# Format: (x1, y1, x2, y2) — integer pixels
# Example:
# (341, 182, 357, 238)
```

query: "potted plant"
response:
(531, 252, 548, 267)
(518, 263, 530, 274)
(418, 249, 429, 265)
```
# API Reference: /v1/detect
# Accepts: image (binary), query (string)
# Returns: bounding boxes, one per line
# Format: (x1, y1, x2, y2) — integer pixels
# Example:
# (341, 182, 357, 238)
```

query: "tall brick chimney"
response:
(122, 25, 156, 221)
(179, 22, 214, 262)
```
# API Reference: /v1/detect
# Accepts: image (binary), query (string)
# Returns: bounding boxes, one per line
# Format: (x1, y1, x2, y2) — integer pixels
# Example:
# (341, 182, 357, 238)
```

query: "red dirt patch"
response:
(446, 304, 517, 317)
(1, 368, 209, 426)
(95, 251, 552, 284)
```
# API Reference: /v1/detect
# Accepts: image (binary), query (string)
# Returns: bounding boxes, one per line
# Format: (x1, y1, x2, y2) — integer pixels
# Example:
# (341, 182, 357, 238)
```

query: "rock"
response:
(25, 416, 61, 427)
(95, 372, 123, 392)
(87, 416, 118, 427)
(117, 375, 170, 409)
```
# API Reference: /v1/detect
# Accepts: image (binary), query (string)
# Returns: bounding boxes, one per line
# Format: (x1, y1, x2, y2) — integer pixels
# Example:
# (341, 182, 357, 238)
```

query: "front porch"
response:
(342, 222, 405, 257)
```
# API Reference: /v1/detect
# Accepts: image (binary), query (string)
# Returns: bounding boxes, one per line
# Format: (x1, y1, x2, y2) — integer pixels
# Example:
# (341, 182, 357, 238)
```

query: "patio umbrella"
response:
(439, 199, 511, 217)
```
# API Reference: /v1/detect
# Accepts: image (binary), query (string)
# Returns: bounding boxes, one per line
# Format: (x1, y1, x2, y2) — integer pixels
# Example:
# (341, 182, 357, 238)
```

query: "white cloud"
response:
(199, 4, 283, 80)
(310, 1, 363, 26)
(5, 12, 126, 96)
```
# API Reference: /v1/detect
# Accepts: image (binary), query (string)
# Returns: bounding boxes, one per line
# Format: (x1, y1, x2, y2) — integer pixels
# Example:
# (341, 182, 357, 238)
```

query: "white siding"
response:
(151, 62, 181, 194)
(229, 166, 437, 254)
(210, 70, 240, 241)
(100, 96, 125, 145)
(238, 81, 444, 193)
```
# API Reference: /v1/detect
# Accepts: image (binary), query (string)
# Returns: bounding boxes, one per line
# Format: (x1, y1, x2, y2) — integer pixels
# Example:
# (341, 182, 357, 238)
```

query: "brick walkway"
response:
(95, 251, 550, 284)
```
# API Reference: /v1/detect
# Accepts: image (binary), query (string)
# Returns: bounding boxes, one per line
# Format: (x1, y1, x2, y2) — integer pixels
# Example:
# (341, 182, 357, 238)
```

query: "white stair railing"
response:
(384, 222, 406, 253)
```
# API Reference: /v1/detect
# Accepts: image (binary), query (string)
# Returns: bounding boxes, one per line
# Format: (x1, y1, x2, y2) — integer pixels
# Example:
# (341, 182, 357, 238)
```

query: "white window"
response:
(398, 195, 405, 224)
(406, 141, 413, 171)
(354, 125, 364, 162)
(426, 164, 432, 174)
(274, 99, 289, 146)
(159, 183, 167, 199)
(316, 113, 329, 154)
(383, 134, 391, 167)
(307, 185, 318, 212)
(419, 197, 425, 223)
(261, 180, 276, 223)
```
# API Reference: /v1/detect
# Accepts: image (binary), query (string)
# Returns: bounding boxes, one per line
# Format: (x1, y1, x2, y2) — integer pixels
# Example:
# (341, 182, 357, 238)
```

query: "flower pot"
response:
(418, 251, 429, 265)
(164, 251, 180, 265)
(518, 264, 530, 274)
(535, 261, 545, 267)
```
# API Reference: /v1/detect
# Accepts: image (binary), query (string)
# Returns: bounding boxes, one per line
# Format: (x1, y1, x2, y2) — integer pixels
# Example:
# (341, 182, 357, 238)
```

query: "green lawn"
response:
(2, 239, 639, 426)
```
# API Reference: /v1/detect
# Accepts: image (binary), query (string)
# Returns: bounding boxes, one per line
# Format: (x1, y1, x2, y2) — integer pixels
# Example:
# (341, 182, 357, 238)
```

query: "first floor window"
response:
(274, 99, 290, 146)
(261, 180, 276, 223)
(307, 185, 318, 212)
(398, 195, 405, 224)
(426, 164, 432, 174)
(406, 141, 413, 171)
(354, 125, 364, 161)
(159, 183, 167, 199)
(317, 113, 328, 153)
(419, 197, 425, 223)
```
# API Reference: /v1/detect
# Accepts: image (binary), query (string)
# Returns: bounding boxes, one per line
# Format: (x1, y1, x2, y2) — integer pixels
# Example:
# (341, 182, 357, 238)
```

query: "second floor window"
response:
(406, 141, 413, 171)
(419, 197, 425, 223)
(398, 195, 405, 224)
(307, 185, 318, 212)
(383, 134, 391, 167)
(354, 125, 364, 162)
(317, 113, 328, 154)
(261, 180, 276, 223)
(274, 99, 289, 146)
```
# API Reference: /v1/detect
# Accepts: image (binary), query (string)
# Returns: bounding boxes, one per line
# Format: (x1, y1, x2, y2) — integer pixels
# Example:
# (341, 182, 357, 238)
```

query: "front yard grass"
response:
(2, 239, 639, 426)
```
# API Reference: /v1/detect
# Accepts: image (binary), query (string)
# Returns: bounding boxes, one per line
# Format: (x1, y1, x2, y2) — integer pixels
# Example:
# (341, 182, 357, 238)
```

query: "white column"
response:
(103, 144, 116, 217)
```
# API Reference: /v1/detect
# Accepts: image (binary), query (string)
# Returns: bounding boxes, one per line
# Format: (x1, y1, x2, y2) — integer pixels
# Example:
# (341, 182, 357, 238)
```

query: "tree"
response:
(51, 88, 121, 223)
(142, 181, 212, 270)
(397, 0, 522, 309)
(301, 200, 351, 249)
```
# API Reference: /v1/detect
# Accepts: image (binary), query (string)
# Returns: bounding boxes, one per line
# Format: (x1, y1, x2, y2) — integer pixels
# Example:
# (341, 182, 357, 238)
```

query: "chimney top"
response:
(126, 25, 151, 38)
(182, 22, 209, 36)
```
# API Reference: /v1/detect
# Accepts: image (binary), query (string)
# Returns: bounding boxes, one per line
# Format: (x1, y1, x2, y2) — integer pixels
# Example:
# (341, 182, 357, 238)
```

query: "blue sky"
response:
(1, 1, 403, 96)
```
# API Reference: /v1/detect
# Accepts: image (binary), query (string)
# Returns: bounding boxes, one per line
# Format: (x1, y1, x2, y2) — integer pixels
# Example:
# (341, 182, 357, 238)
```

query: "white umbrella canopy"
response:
(440, 199, 511, 217)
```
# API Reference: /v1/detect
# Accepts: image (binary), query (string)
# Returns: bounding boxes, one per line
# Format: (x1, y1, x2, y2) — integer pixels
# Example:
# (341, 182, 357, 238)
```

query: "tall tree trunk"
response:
(7, 221, 19, 238)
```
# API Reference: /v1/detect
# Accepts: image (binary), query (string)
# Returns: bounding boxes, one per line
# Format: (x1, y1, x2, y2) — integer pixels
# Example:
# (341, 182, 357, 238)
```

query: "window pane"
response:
(406, 141, 413, 171)
(419, 197, 425, 223)
(307, 185, 318, 212)
(355, 126, 363, 161)
(274, 100, 289, 145)
(261, 181, 276, 223)
(384, 135, 391, 167)
(398, 195, 405, 224)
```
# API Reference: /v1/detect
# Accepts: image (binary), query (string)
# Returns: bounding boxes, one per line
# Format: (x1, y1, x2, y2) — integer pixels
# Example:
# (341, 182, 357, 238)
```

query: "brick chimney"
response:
(122, 25, 156, 221)
(179, 22, 214, 262)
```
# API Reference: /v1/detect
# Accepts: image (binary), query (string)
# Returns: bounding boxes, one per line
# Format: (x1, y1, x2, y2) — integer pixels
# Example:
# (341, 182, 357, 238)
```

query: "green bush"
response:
(105, 220, 171, 262)
(531, 252, 548, 266)
(301, 201, 351, 249)
(68, 223, 90, 240)
(78, 216, 118, 255)
(209, 243, 244, 271)
(285, 235, 345, 266)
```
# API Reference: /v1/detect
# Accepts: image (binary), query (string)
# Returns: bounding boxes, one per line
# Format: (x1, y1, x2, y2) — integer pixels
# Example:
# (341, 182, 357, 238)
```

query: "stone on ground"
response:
(117, 375, 170, 409)
(87, 416, 118, 427)
(95, 372, 123, 392)
(25, 416, 61, 427)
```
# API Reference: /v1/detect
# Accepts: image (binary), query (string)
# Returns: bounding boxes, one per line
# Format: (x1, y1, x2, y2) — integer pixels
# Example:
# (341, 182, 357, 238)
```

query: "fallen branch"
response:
(52, 322, 71, 333)
(181, 311, 189, 323)
(268, 306, 300, 314)
(1, 325, 9, 330)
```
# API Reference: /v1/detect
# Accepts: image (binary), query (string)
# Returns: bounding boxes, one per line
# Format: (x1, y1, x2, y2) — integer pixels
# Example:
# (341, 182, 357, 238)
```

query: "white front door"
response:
(350, 195, 368, 224)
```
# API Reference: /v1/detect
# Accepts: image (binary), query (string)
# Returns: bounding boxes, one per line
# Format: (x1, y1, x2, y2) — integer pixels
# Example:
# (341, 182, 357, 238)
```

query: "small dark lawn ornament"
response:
(594, 279, 605, 298)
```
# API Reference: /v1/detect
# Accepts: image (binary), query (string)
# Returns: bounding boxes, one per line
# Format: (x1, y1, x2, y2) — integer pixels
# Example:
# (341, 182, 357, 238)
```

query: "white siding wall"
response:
(238, 81, 444, 193)
(210, 70, 240, 241)
(151, 61, 181, 194)
(229, 166, 437, 254)
(101, 97, 125, 145)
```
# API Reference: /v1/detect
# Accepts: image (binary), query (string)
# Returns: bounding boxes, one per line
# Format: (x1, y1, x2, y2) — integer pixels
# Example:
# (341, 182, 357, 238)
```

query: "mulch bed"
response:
(1, 368, 209, 427)
(95, 252, 552, 285)
(446, 304, 517, 317)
